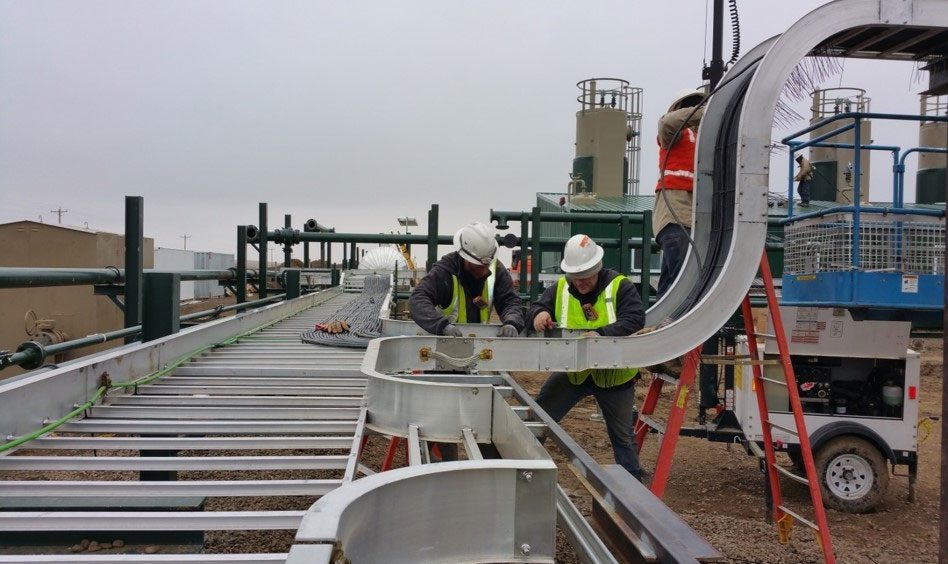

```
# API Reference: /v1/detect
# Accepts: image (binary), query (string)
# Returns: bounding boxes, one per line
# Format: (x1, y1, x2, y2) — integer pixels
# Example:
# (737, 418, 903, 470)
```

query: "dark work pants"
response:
(536, 373, 642, 480)
(797, 179, 812, 204)
(656, 223, 719, 410)
(655, 223, 690, 298)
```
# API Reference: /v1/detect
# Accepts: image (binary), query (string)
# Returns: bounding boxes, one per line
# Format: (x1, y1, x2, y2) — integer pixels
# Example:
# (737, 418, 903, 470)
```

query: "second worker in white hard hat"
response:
(409, 221, 524, 338)
(525, 234, 646, 480)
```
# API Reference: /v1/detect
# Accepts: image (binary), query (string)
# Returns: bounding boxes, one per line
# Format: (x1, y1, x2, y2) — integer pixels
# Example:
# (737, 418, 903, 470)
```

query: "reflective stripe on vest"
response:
(553, 275, 639, 387)
(442, 260, 497, 324)
(655, 128, 697, 192)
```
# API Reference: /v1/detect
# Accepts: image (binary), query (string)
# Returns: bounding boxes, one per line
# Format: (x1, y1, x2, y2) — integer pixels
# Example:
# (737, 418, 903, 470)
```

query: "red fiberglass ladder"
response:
(632, 251, 836, 563)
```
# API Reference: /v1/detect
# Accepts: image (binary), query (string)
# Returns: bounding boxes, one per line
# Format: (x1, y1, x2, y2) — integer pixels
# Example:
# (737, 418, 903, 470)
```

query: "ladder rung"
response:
(777, 505, 820, 532)
(754, 332, 776, 339)
(766, 421, 799, 436)
(638, 415, 666, 434)
(654, 372, 678, 385)
(772, 463, 810, 486)
(760, 376, 787, 387)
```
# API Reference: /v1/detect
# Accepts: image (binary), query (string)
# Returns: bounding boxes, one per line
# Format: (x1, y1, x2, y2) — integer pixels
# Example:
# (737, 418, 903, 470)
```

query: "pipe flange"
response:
(15, 341, 46, 370)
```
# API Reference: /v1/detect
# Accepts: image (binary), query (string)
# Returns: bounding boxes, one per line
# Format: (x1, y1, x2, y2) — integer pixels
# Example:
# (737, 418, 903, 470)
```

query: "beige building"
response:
(0, 221, 154, 378)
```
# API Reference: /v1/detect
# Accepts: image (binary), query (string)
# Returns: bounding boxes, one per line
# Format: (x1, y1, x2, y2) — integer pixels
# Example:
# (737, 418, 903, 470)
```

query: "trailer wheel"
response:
(815, 436, 888, 513)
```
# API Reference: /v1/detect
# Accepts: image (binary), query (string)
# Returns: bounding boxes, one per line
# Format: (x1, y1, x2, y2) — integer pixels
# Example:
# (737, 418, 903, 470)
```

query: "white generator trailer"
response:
(730, 306, 920, 513)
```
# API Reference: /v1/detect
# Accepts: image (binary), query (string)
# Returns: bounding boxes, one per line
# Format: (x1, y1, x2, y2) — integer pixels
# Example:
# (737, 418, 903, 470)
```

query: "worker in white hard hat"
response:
(409, 221, 524, 462)
(409, 221, 524, 338)
(653, 87, 707, 297)
(526, 234, 646, 480)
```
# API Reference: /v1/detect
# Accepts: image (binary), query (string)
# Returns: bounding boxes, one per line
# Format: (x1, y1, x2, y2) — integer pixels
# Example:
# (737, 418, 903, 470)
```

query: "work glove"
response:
(497, 324, 519, 338)
(442, 324, 463, 337)
(323, 320, 350, 334)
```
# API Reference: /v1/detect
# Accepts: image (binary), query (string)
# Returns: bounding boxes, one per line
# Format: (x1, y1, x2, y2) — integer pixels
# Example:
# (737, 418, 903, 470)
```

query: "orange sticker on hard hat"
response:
(579, 236, 590, 247)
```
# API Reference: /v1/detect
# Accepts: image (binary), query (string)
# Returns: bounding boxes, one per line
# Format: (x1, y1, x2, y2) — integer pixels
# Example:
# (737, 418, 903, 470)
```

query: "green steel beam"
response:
(258, 202, 268, 299)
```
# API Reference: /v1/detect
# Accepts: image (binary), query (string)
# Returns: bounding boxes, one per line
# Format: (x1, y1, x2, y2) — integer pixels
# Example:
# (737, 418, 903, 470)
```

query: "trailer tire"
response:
(815, 436, 888, 513)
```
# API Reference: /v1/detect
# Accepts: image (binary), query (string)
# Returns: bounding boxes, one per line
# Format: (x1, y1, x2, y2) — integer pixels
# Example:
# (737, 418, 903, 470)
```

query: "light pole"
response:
(396, 217, 418, 263)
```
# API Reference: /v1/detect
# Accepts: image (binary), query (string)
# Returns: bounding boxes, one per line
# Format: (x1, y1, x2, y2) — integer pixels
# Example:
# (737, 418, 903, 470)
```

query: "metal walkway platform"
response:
(0, 291, 367, 563)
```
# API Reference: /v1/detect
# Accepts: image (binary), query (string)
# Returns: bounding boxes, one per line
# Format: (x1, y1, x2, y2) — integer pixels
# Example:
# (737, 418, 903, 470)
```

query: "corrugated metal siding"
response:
(193, 252, 235, 299)
(154, 248, 195, 301)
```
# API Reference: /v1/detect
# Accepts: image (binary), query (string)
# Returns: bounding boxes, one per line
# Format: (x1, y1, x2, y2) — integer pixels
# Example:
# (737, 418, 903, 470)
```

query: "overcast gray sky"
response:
(0, 1, 930, 259)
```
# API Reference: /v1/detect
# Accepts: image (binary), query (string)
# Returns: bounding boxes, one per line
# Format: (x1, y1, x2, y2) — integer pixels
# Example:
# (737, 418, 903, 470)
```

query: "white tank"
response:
(359, 247, 408, 272)
(809, 88, 872, 204)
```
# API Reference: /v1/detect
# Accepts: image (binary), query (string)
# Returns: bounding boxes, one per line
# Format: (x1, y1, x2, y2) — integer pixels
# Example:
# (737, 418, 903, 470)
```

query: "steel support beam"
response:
(142, 272, 180, 342)
(124, 196, 144, 343)
(259, 202, 268, 299)
(237, 225, 248, 303)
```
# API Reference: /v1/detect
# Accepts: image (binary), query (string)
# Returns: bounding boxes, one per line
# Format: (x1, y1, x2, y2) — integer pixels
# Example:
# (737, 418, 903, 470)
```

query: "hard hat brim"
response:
(559, 245, 604, 274)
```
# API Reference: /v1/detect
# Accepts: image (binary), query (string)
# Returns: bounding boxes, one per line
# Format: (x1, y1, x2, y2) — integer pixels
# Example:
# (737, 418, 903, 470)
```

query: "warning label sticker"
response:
(901, 275, 919, 294)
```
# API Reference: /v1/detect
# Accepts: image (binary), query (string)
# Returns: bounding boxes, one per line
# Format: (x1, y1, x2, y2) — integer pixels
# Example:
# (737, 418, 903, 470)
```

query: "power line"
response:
(50, 207, 68, 224)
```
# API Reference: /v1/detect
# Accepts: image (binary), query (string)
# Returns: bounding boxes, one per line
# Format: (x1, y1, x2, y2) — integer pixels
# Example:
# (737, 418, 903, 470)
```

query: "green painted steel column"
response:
(303, 221, 311, 267)
(427, 204, 439, 270)
(342, 242, 348, 270)
(236, 226, 248, 304)
(331, 267, 340, 287)
(619, 214, 630, 275)
(530, 206, 541, 302)
(142, 272, 180, 342)
(285, 269, 301, 299)
(350, 243, 357, 269)
(259, 203, 268, 299)
(641, 210, 653, 307)
(124, 196, 144, 344)
(327, 241, 333, 268)
(283, 214, 292, 267)
(519, 212, 528, 294)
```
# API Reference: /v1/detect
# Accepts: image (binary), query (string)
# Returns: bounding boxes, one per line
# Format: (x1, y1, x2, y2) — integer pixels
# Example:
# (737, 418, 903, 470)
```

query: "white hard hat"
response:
(560, 234, 604, 276)
(454, 222, 498, 266)
(668, 88, 707, 112)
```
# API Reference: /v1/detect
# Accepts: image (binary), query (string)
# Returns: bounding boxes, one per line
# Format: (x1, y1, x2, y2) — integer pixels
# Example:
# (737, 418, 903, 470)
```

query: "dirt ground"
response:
(513, 337, 944, 564)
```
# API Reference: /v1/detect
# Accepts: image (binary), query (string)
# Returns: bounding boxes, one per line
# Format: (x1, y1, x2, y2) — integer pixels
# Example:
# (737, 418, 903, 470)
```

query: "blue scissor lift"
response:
(729, 111, 945, 513)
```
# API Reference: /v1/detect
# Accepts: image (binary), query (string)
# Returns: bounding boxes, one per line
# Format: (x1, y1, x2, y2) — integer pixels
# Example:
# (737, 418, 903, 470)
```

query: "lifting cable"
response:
(300, 275, 391, 349)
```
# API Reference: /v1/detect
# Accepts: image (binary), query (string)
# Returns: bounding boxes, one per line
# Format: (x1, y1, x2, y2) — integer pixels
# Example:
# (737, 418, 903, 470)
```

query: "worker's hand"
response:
(581, 331, 599, 338)
(497, 324, 519, 338)
(533, 312, 554, 332)
(442, 324, 463, 337)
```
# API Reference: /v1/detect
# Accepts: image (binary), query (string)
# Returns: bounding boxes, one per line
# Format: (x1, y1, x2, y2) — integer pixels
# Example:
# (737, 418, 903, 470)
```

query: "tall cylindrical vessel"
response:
(571, 79, 642, 198)
(808, 88, 872, 204)
(916, 94, 947, 204)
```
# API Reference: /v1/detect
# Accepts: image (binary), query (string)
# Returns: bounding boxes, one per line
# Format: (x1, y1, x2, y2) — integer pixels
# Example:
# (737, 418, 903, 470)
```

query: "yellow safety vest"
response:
(554, 275, 639, 387)
(441, 260, 497, 324)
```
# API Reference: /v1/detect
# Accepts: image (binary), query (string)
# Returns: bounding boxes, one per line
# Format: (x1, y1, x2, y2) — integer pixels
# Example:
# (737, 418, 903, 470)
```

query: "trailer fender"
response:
(807, 421, 895, 464)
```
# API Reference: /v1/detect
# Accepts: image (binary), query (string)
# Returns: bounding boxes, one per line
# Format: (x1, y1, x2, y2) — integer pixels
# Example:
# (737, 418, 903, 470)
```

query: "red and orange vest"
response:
(655, 128, 697, 192)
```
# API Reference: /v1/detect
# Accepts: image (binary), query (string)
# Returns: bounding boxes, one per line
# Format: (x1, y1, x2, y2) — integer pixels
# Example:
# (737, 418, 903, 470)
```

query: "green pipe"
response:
(492, 209, 645, 225)
(0, 268, 247, 289)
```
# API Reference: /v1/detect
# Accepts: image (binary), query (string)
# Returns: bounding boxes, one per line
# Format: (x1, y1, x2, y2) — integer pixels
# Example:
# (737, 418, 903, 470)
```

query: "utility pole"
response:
(702, 0, 725, 90)
(180, 234, 191, 250)
(50, 207, 68, 224)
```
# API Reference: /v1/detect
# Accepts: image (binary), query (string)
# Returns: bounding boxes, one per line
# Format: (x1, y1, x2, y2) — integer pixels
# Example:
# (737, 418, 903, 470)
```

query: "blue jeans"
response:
(797, 179, 811, 204)
(655, 223, 690, 298)
(535, 373, 642, 480)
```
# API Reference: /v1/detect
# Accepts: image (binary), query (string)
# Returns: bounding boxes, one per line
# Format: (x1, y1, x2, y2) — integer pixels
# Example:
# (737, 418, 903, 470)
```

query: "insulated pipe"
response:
(1, 293, 284, 371)
(0, 268, 250, 289)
